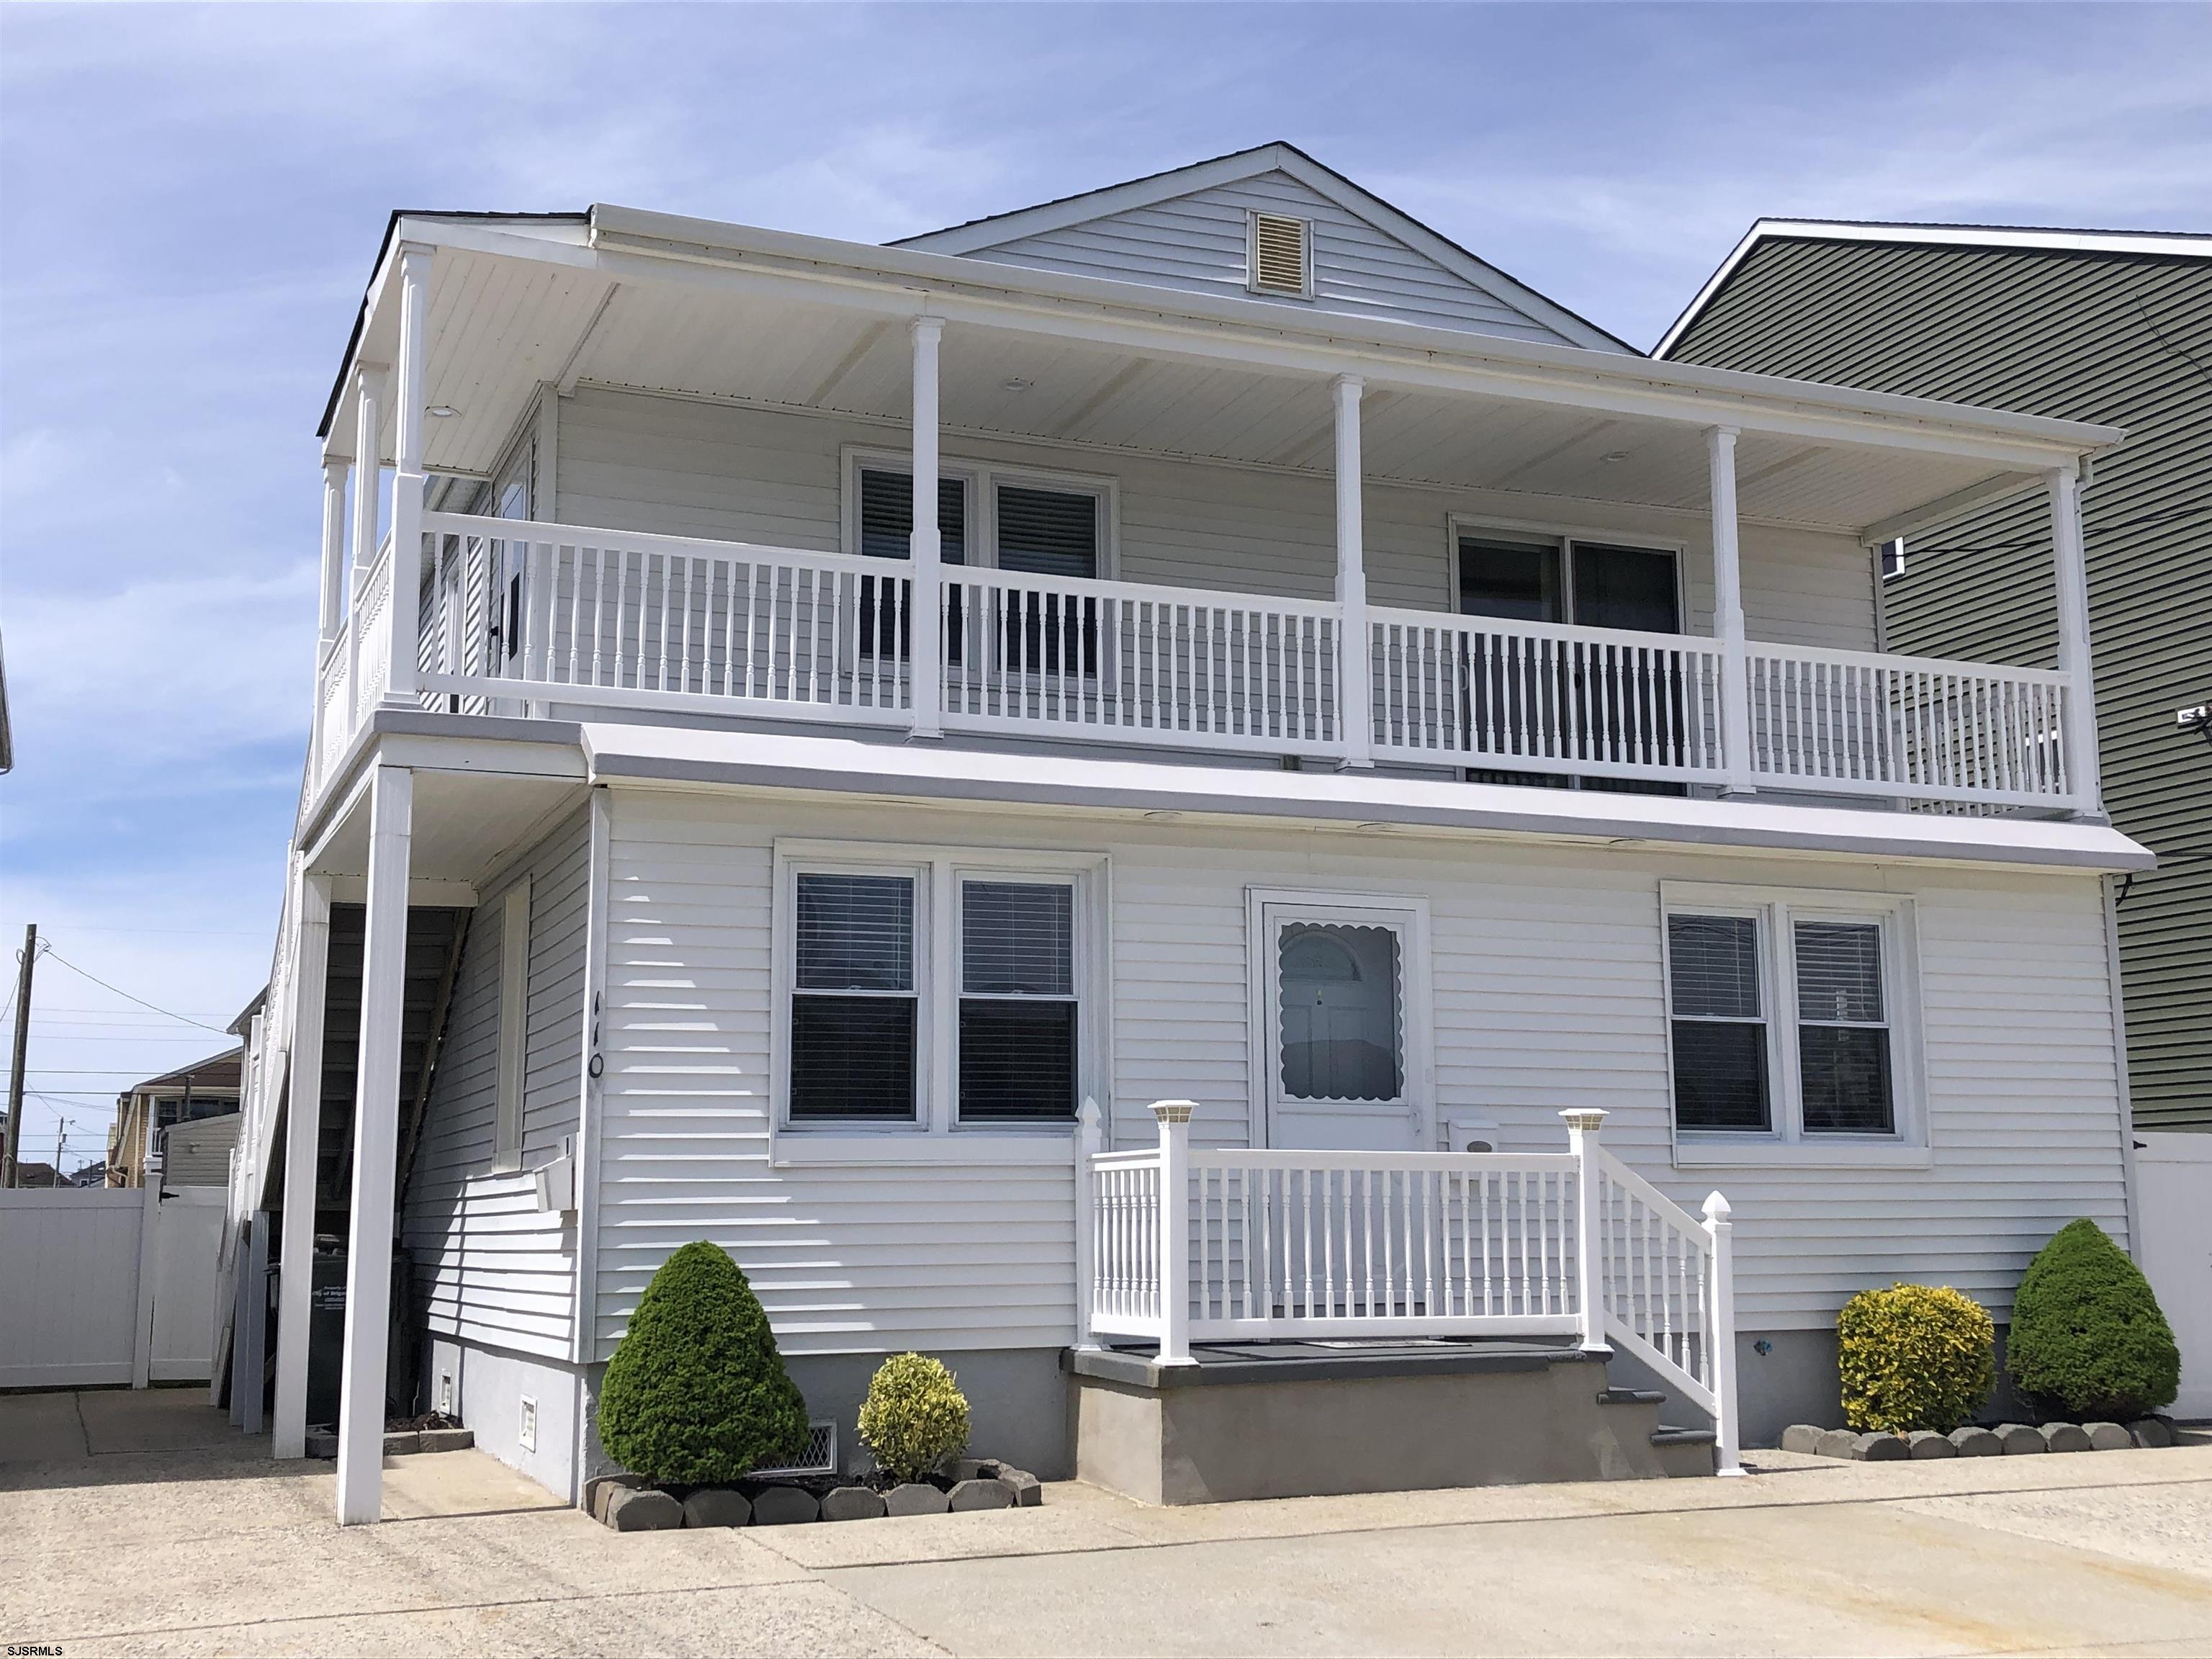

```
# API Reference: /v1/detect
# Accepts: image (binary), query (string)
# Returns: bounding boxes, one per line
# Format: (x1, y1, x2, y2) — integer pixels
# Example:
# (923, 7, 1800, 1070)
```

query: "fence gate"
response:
(2135, 1133, 2212, 1421)
(0, 1183, 223, 1388)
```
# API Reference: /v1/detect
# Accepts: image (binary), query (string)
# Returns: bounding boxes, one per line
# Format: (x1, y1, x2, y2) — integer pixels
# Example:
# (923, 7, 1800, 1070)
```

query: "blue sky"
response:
(2, 2, 2208, 1172)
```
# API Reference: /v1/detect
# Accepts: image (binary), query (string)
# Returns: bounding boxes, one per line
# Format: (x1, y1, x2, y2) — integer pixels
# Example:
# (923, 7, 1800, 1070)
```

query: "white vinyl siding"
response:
(401, 810, 590, 1360)
(553, 386, 1878, 657)
(585, 788, 2128, 1355)
(953, 170, 1579, 345)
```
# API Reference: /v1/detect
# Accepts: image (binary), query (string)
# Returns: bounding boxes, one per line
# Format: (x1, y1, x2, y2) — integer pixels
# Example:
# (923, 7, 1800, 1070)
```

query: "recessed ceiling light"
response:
(428, 405, 461, 418)
(1001, 377, 1034, 392)
(1600, 449, 1631, 463)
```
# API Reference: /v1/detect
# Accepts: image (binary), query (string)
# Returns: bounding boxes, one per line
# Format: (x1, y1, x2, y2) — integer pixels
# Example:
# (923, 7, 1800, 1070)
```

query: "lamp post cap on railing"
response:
(1558, 1108, 1608, 1134)
(1702, 1190, 1732, 1223)
(1148, 1099, 1197, 1125)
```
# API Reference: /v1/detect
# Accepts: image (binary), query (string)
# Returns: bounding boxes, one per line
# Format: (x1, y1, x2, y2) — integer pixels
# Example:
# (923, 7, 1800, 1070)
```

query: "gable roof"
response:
(1655, 218, 2212, 359)
(896, 142, 1636, 354)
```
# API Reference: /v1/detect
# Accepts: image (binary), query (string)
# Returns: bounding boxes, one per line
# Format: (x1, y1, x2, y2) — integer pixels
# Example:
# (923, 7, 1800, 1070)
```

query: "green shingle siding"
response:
(1668, 238, 2212, 1130)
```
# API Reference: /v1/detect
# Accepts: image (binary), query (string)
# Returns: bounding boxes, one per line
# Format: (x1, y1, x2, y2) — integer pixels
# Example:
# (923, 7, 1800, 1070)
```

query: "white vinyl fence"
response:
(0, 1180, 222, 1388)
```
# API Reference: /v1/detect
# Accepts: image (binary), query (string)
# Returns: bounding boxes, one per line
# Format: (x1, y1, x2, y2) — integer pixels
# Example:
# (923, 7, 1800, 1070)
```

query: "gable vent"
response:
(1249, 212, 1311, 297)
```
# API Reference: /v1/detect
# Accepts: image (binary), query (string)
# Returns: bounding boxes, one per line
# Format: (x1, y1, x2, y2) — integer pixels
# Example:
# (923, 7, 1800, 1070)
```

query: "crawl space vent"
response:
(1250, 212, 1310, 296)
(752, 1420, 838, 1478)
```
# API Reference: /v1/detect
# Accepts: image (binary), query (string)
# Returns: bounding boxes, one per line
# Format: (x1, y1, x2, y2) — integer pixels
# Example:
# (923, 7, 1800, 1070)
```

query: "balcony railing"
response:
(307, 512, 2085, 815)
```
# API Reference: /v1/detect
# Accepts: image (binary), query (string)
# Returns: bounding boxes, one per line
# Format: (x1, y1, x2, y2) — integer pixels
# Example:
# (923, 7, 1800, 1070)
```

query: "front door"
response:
(1259, 899, 1428, 1152)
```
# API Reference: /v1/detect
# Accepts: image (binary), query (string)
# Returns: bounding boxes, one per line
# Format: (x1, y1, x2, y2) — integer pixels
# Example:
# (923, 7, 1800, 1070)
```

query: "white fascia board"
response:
(1655, 218, 2212, 359)
(896, 144, 1634, 356)
(556, 207, 2121, 467)
(576, 724, 2154, 875)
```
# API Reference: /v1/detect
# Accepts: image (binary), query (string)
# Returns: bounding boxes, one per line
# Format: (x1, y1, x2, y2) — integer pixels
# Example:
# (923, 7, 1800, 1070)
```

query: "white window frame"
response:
(840, 446, 1120, 579)
(1660, 881, 1928, 1169)
(1246, 888, 1435, 1150)
(1246, 210, 1315, 300)
(770, 840, 1110, 1166)
(493, 877, 532, 1174)
(1446, 513, 1689, 635)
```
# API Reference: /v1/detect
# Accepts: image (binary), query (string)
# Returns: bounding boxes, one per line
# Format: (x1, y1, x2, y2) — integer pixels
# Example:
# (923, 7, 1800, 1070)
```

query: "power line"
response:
(36, 949, 234, 1035)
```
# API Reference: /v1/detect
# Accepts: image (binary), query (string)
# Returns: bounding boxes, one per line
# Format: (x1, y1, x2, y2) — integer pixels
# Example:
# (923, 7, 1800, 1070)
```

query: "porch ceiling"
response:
(343, 238, 2085, 539)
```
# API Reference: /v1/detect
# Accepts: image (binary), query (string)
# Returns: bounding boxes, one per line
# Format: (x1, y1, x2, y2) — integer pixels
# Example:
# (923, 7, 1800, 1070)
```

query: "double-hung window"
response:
(855, 467, 968, 659)
(789, 872, 920, 1121)
(1663, 886, 1917, 1157)
(958, 879, 1079, 1121)
(781, 847, 1098, 1138)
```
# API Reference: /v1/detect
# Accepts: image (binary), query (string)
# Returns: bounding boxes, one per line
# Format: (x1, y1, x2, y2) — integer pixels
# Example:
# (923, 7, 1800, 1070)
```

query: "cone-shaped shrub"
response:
(1836, 1283, 1995, 1433)
(597, 1241, 809, 1483)
(858, 1352, 970, 1482)
(2008, 1218, 2180, 1421)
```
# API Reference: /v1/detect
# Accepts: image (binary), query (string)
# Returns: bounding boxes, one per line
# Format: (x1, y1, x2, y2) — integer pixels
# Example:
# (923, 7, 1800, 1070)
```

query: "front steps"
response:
(1066, 1340, 1714, 1505)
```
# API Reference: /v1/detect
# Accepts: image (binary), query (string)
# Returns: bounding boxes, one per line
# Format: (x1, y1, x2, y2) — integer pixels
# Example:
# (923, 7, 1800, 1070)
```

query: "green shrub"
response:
(1836, 1283, 1995, 1433)
(596, 1241, 809, 1484)
(2008, 1218, 2180, 1421)
(858, 1353, 970, 1481)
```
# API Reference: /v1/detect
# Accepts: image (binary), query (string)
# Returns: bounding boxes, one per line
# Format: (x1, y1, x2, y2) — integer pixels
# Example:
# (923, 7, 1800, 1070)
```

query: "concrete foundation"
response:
(783, 1347, 1071, 1480)
(1068, 1341, 1709, 1505)
(421, 1336, 586, 1502)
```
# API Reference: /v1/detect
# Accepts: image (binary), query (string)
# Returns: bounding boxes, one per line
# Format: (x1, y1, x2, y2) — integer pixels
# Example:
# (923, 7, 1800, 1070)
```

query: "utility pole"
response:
(4, 922, 36, 1190)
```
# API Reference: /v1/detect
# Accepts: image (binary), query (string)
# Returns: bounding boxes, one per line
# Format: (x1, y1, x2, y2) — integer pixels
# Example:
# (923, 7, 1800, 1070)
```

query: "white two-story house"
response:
(218, 145, 2149, 1520)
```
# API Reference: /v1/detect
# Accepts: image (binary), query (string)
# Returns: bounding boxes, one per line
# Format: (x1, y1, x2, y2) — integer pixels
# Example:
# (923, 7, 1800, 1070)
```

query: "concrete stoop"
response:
(1066, 1341, 1714, 1505)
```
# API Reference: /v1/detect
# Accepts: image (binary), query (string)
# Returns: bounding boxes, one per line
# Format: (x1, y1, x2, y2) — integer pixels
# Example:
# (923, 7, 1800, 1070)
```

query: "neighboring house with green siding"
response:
(1659, 223, 2211, 1130)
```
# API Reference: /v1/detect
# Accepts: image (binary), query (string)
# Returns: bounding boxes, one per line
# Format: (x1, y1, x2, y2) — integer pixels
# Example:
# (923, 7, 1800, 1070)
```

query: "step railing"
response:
(940, 566, 1343, 755)
(343, 511, 2087, 818)
(1076, 1101, 1740, 1474)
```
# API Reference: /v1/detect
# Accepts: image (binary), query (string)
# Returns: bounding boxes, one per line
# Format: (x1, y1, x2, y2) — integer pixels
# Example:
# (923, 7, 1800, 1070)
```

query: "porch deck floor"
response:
(1069, 1336, 1595, 1389)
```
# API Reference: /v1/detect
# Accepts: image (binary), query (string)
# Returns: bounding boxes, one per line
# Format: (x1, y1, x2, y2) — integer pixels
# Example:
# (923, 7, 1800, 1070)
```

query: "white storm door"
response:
(1258, 898, 1429, 1152)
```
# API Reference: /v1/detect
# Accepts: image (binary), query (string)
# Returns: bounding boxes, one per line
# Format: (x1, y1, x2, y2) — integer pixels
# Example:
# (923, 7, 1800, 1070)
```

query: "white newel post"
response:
(1701, 1191, 1742, 1477)
(1707, 426, 1754, 793)
(384, 246, 431, 708)
(273, 871, 331, 1460)
(1333, 374, 1373, 768)
(2049, 464, 2104, 819)
(1561, 1109, 1609, 1352)
(1074, 1099, 1102, 1351)
(346, 364, 386, 704)
(336, 765, 413, 1525)
(1151, 1100, 1196, 1365)
(908, 316, 945, 739)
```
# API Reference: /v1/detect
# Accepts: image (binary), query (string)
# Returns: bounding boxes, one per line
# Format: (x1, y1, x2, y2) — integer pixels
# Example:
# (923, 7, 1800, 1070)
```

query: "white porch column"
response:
(384, 247, 431, 708)
(319, 460, 349, 647)
(1072, 1099, 1102, 1352)
(1333, 375, 1374, 768)
(272, 870, 331, 1460)
(1707, 426, 1755, 793)
(336, 765, 413, 1525)
(1151, 1100, 1196, 1367)
(1702, 1192, 1743, 1477)
(2050, 464, 2105, 819)
(346, 364, 387, 701)
(908, 316, 945, 739)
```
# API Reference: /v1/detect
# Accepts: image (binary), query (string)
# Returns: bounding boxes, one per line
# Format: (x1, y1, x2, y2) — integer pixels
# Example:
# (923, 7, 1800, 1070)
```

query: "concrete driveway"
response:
(4, 1389, 2208, 1657)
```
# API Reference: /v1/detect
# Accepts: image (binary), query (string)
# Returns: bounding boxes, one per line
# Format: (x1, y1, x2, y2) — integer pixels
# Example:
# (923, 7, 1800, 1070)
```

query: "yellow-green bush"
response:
(857, 1352, 971, 1482)
(1837, 1282, 1995, 1433)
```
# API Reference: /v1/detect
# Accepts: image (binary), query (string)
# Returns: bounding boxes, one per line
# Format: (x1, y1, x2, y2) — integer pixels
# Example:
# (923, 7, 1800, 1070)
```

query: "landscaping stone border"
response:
(585, 1457, 1045, 1531)
(1780, 1418, 2176, 1461)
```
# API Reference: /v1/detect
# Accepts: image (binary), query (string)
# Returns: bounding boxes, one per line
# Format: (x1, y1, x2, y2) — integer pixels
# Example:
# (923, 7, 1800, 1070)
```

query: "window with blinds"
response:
(1667, 914, 1771, 1131)
(1794, 921, 1894, 1133)
(858, 468, 967, 660)
(958, 880, 1076, 1121)
(996, 485, 1101, 678)
(789, 873, 917, 1120)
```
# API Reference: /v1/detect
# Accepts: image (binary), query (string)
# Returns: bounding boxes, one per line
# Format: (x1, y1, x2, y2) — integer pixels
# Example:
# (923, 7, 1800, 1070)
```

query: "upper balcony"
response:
(305, 208, 2123, 822)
